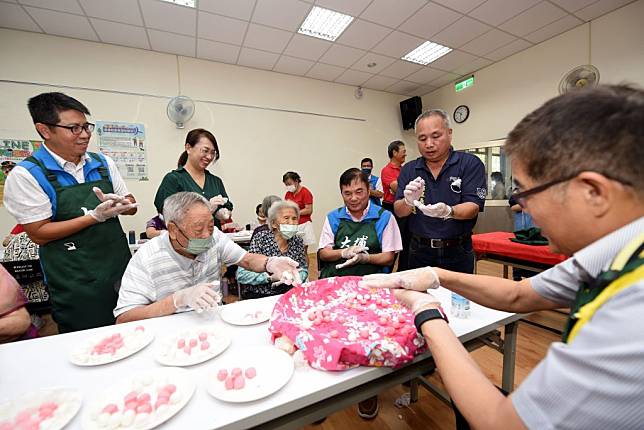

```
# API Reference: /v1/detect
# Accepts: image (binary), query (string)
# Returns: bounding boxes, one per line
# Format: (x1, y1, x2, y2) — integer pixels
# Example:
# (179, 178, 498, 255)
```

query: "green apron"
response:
(319, 210, 384, 279)
(28, 154, 131, 333)
(562, 234, 644, 343)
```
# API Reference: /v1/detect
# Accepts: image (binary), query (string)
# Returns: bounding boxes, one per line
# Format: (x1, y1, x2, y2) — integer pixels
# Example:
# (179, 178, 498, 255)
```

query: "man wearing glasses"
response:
(3, 92, 137, 333)
(362, 85, 644, 429)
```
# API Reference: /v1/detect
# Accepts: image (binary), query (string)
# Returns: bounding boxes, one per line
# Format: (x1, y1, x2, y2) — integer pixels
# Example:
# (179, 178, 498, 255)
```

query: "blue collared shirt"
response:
(395, 149, 486, 239)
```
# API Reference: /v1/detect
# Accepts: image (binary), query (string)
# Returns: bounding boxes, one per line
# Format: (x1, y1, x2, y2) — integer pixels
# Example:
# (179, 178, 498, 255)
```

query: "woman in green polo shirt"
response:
(154, 128, 233, 229)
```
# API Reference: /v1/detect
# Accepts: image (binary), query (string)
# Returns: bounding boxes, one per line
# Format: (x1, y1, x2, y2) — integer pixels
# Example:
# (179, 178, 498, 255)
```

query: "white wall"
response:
(423, 0, 644, 149)
(0, 28, 418, 241)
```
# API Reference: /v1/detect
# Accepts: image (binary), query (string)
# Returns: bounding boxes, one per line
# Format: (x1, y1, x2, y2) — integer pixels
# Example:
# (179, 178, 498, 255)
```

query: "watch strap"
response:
(414, 307, 448, 332)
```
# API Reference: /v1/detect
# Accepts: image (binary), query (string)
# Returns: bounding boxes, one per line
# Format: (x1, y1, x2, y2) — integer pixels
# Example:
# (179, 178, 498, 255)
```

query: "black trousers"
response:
(407, 236, 475, 274)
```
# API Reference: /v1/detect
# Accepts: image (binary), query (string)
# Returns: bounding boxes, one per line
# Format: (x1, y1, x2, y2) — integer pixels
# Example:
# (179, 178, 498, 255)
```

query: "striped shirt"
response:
(114, 229, 246, 317)
(512, 216, 644, 429)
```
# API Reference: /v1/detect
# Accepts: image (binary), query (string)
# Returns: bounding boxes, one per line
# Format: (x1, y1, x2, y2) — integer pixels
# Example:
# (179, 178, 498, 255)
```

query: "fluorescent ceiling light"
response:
(160, 0, 195, 7)
(402, 41, 452, 65)
(298, 6, 354, 42)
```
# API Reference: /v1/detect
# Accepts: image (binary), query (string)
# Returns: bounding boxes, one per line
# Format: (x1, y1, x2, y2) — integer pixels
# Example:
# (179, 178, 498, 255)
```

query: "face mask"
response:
(279, 224, 298, 239)
(361, 168, 372, 176)
(285, 185, 296, 193)
(174, 224, 214, 255)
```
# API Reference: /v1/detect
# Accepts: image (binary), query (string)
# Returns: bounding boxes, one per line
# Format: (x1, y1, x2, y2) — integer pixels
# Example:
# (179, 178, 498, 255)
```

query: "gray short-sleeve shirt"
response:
(512, 217, 644, 429)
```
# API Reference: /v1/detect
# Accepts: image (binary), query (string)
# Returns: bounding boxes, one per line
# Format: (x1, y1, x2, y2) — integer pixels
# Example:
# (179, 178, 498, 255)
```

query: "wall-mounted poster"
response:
(0, 139, 43, 205)
(95, 121, 148, 181)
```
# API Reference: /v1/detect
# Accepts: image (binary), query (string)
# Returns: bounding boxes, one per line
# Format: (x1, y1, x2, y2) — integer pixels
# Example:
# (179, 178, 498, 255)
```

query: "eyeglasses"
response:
(197, 147, 217, 158)
(42, 122, 95, 135)
(512, 175, 577, 207)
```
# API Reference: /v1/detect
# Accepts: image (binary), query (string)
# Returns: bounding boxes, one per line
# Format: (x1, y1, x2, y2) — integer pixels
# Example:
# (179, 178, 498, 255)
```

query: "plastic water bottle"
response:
(451, 292, 471, 319)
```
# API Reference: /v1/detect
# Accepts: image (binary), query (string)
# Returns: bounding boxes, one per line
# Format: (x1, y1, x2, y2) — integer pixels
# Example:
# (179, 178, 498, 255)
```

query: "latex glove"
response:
(172, 283, 221, 312)
(359, 267, 440, 291)
(266, 256, 302, 286)
(393, 289, 442, 316)
(93, 187, 131, 205)
(336, 252, 370, 269)
(209, 195, 228, 212)
(340, 245, 369, 259)
(215, 208, 231, 221)
(88, 199, 138, 222)
(404, 176, 425, 206)
(414, 201, 452, 218)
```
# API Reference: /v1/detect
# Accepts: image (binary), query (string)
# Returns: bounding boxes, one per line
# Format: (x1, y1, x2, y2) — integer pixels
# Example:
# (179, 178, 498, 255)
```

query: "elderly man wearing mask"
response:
(236, 200, 308, 299)
(114, 192, 301, 323)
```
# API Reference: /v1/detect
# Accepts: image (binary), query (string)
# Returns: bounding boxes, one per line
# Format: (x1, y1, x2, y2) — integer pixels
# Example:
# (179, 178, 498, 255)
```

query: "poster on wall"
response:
(95, 121, 149, 181)
(0, 139, 43, 206)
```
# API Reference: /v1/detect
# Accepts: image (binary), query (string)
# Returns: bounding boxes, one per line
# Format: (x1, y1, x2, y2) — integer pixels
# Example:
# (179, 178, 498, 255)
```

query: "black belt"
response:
(411, 234, 470, 249)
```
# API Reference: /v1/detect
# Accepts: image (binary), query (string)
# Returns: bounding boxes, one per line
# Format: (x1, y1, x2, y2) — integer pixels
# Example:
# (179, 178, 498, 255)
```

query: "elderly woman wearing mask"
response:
(236, 200, 308, 299)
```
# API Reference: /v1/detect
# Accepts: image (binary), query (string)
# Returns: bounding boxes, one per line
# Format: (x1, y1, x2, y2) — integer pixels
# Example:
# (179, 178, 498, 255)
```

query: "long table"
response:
(473, 232, 567, 278)
(0, 289, 522, 429)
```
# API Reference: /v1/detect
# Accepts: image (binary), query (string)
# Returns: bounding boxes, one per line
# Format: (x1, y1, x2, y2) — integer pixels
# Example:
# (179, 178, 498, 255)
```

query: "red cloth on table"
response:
(472, 232, 567, 266)
(269, 276, 426, 371)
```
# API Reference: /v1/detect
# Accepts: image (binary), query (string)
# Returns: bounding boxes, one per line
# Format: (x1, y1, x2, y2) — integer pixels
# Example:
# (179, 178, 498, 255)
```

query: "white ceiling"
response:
(0, 0, 634, 95)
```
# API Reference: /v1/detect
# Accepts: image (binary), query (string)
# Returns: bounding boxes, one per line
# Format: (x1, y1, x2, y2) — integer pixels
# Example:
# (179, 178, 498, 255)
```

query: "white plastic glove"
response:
(393, 289, 442, 316)
(340, 245, 369, 259)
(209, 195, 228, 212)
(172, 283, 221, 312)
(359, 267, 440, 291)
(413, 201, 452, 218)
(266, 256, 302, 286)
(88, 199, 138, 222)
(93, 187, 131, 205)
(404, 177, 425, 206)
(215, 208, 231, 221)
(335, 252, 370, 269)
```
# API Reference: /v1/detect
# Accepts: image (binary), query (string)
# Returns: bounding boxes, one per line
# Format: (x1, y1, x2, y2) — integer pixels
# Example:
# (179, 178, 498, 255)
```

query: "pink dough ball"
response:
(154, 397, 169, 410)
(198, 332, 208, 341)
(163, 384, 177, 395)
(385, 326, 396, 336)
(329, 330, 339, 338)
(135, 325, 145, 332)
(322, 310, 330, 316)
(378, 317, 388, 325)
(183, 346, 192, 355)
(124, 401, 138, 411)
(137, 393, 151, 404)
(217, 369, 228, 381)
(177, 339, 185, 349)
(189, 339, 198, 348)
(307, 312, 316, 321)
(245, 367, 257, 379)
(224, 376, 235, 390)
(337, 316, 346, 323)
(231, 368, 242, 377)
(233, 376, 245, 390)
(360, 330, 369, 339)
(101, 404, 119, 415)
(392, 321, 401, 329)
(200, 341, 210, 351)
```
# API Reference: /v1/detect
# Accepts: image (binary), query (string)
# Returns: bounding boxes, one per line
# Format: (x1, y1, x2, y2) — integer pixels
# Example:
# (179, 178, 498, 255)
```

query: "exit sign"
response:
(455, 76, 474, 92)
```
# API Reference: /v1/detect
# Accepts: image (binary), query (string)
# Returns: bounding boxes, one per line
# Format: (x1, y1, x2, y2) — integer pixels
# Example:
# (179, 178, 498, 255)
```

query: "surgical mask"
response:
(279, 224, 298, 239)
(285, 185, 296, 193)
(175, 224, 214, 255)
(361, 168, 372, 176)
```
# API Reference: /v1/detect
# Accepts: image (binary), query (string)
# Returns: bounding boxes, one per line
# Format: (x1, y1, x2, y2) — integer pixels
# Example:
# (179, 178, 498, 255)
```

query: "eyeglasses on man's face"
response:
(42, 122, 95, 135)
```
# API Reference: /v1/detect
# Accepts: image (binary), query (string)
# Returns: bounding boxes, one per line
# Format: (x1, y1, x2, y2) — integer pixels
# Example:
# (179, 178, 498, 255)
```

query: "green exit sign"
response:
(455, 76, 474, 92)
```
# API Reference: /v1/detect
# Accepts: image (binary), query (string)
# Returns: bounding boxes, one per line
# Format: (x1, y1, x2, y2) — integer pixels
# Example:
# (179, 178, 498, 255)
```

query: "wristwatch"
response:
(414, 307, 448, 332)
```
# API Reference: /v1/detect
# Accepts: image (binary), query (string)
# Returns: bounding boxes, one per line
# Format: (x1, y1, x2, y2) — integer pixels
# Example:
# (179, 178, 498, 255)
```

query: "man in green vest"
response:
(3, 92, 137, 333)
(361, 85, 644, 429)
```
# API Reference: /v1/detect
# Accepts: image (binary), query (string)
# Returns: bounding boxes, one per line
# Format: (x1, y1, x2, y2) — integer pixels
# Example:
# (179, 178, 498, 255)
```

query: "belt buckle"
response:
(430, 238, 442, 248)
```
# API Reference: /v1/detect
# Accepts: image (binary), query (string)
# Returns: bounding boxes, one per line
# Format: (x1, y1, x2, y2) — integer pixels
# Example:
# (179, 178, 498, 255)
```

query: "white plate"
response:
(69, 325, 154, 366)
(206, 346, 294, 403)
(154, 326, 231, 367)
(219, 299, 274, 326)
(0, 387, 81, 430)
(81, 367, 194, 430)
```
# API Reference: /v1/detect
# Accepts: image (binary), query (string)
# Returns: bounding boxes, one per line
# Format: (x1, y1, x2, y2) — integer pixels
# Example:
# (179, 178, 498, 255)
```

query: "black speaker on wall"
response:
(400, 96, 422, 130)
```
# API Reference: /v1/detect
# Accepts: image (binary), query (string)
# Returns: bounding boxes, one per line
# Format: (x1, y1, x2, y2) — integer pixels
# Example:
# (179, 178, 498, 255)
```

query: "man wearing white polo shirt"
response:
(114, 192, 301, 323)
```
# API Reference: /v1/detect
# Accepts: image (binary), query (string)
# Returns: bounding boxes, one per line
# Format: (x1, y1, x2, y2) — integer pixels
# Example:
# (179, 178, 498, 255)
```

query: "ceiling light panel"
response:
(298, 6, 354, 42)
(402, 41, 452, 65)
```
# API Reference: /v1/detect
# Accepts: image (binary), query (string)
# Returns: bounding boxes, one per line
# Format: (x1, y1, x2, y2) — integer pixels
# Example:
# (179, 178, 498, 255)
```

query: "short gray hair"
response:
(414, 108, 451, 131)
(261, 195, 282, 219)
(162, 191, 210, 226)
(267, 200, 300, 227)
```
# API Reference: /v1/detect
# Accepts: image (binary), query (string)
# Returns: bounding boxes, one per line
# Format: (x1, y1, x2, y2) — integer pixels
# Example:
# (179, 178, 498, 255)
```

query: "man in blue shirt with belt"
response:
(394, 109, 486, 274)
